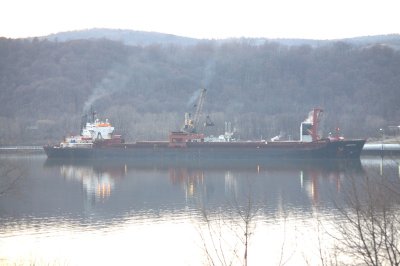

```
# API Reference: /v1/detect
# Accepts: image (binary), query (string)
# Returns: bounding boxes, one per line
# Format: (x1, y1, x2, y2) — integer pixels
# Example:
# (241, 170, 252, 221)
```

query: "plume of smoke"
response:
(303, 110, 314, 123)
(186, 58, 216, 108)
(83, 65, 129, 113)
(201, 59, 216, 88)
(187, 89, 201, 108)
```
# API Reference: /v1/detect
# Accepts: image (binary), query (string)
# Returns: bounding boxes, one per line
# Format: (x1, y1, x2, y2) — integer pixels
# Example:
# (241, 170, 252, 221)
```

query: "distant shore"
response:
(367, 136, 400, 144)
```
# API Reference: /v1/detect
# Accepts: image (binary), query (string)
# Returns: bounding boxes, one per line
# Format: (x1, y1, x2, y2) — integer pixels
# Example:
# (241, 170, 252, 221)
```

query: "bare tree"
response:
(332, 168, 400, 266)
(197, 177, 258, 266)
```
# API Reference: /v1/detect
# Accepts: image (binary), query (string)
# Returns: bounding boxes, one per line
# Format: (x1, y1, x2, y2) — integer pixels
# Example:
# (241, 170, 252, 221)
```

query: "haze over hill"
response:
(1, 29, 400, 144)
(42, 28, 400, 49)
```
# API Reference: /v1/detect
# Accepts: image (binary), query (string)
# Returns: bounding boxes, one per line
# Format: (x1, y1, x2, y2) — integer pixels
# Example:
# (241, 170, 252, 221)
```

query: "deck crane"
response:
(182, 88, 213, 133)
(192, 88, 206, 131)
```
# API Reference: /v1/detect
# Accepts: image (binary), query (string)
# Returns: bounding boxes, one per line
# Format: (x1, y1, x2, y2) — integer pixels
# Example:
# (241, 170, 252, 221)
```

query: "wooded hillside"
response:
(0, 37, 399, 144)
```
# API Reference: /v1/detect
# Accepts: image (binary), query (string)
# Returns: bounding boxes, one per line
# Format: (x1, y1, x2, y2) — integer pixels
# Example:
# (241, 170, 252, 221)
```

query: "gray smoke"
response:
(187, 89, 201, 108)
(186, 58, 216, 108)
(83, 64, 130, 113)
(201, 59, 216, 88)
(303, 110, 313, 123)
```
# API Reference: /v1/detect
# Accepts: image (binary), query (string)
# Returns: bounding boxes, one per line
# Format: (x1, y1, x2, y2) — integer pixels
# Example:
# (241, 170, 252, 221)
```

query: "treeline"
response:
(0, 37, 399, 144)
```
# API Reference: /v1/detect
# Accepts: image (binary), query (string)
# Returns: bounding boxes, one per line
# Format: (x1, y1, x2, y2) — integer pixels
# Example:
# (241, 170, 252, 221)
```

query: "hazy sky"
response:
(1, 0, 399, 40)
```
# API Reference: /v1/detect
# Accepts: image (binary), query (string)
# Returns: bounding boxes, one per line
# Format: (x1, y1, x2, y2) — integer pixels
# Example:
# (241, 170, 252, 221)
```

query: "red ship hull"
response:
(43, 139, 366, 160)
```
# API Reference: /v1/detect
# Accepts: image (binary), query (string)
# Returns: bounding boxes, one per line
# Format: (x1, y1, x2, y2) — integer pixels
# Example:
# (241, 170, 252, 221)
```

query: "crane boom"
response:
(182, 88, 208, 133)
(193, 88, 206, 131)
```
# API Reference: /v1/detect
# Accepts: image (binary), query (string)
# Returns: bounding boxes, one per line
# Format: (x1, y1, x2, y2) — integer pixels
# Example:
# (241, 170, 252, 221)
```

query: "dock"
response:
(0, 146, 44, 154)
(362, 143, 400, 156)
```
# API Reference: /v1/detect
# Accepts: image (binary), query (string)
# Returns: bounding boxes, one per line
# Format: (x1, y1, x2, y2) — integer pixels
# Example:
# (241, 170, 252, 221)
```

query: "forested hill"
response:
(1, 36, 400, 144)
(43, 29, 400, 49)
(43, 28, 200, 46)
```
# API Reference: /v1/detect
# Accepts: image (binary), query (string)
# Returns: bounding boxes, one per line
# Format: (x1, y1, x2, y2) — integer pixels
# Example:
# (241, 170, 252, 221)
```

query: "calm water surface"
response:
(0, 154, 399, 265)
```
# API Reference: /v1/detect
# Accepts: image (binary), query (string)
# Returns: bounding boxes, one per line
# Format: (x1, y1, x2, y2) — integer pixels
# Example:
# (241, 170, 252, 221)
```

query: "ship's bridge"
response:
(82, 119, 114, 140)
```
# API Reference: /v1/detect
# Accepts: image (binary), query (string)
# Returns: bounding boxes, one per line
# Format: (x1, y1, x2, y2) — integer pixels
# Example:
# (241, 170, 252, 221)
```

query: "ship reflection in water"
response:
(166, 160, 357, 205)
(58, 162, 126, 202)
(43, 157, 364, 209)
(1, 155, 399, 265)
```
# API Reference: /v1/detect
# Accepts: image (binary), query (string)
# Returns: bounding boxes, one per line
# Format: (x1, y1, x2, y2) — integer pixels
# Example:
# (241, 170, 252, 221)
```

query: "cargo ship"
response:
(43, 107, 365, 160)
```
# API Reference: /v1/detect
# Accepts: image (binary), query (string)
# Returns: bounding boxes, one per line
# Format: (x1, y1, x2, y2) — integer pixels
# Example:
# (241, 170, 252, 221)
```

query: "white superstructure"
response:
(60, 116, 115, 148)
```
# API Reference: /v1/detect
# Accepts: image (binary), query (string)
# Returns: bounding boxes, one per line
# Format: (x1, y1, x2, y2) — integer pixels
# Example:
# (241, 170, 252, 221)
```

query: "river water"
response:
(0, 154, 399, 265)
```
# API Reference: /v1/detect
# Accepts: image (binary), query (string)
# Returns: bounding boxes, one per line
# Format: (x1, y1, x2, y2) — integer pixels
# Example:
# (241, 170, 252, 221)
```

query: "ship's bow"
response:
(327, 139, 366, 158)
